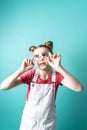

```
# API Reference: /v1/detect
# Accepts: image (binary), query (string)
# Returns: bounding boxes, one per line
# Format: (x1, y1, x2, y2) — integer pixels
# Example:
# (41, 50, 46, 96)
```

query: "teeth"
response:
(40, 63, 45, 65)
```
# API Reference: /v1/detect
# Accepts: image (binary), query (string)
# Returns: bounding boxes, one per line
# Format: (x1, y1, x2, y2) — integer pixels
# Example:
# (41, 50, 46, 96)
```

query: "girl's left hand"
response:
(46, 53, 62, 70)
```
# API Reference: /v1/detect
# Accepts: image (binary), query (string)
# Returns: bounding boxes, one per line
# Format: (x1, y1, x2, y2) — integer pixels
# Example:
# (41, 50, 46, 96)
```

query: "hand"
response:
(20, 57, 34, 72)
(46, 53, 62, 70)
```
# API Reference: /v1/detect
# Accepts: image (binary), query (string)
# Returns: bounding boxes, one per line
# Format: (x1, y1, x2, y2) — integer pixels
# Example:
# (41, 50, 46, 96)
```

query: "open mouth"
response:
(39, 62, 46, 66)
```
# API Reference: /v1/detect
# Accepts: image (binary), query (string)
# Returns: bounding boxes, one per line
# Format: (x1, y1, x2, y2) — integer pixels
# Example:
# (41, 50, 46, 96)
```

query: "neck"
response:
(39, 67, 52, 80)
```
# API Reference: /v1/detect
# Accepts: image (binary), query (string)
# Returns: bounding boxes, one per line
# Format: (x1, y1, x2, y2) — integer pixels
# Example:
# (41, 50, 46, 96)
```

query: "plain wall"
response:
(0, 0, 87, 130)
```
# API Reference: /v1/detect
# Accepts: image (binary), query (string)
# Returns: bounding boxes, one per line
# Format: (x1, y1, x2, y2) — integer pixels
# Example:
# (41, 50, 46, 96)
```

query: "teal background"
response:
(0, 0, 87, 130)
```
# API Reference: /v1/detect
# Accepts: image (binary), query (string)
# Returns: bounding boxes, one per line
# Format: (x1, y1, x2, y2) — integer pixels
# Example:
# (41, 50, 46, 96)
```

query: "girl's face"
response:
(34, 47, 50, 70)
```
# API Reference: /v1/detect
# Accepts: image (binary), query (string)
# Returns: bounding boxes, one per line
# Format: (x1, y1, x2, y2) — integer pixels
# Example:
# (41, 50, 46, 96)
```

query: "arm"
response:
(57, 65, 83, 92)
(47, 54, 83, 92)
(0, 58, 34, 90)
(0, 69, 23, 90)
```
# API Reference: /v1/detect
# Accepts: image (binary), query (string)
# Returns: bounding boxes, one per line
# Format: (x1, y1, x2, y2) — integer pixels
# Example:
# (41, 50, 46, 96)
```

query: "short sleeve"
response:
(20, 70, 35, 84)
(56, 72, 64, 86)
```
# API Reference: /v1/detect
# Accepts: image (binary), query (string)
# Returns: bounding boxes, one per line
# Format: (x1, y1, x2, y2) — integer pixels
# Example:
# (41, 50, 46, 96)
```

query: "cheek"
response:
(35, 60, 39, 67)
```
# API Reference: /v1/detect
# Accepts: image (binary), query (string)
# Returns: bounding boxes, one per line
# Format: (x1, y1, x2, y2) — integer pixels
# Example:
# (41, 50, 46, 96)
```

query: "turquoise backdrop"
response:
(0, 0, 87, 130)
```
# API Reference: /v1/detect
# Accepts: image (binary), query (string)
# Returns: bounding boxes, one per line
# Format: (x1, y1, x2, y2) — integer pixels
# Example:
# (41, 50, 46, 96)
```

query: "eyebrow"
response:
(34, 54, 39, 57)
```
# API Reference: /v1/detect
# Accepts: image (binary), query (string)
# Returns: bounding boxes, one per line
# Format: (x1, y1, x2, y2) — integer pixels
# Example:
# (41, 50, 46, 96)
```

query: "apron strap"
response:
(52, 72, 56, 82)
(32, 71, 56, 83)
(32, 73, 39, 82)
(32, 70, 39, 82)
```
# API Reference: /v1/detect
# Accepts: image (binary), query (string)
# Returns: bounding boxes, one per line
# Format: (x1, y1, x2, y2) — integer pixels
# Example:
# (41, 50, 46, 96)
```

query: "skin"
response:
(0, 47, 83, 92)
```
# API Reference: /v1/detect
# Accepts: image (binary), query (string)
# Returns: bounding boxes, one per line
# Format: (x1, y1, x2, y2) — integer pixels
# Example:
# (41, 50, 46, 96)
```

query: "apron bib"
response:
(20, 72, 56, 130)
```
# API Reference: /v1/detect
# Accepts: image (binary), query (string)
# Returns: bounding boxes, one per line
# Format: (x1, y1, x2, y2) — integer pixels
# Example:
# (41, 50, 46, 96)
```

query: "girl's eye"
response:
(42, 52, 47, 57)
(34, 55, 39, 58)
(34, 52, 47, 58)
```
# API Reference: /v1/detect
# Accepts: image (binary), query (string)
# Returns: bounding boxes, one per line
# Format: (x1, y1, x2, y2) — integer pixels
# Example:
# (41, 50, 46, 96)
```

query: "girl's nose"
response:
(39, 55, 44, 60)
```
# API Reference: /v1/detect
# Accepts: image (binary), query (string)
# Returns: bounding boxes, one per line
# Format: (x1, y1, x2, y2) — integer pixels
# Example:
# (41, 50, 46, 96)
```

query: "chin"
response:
(40, 67, 47, 70)
(39, 65, 47, 70)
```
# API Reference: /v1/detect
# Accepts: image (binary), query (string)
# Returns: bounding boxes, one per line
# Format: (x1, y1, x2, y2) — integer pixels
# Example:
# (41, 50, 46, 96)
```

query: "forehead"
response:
(34, 47, 49, 54)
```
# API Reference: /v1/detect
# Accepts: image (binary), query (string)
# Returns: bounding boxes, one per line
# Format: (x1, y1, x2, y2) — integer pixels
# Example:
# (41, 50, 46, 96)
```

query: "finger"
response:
(46, 56, 52, 62)
(58, 54, 62, 58)
(23, 59, 28, 65)
(48, 52, 52, 57)
(23, 58, 28, 62)
(31, 56, 35, 63)
(26, 59, 30, 66)
(55, 54, 61, 58)
(27, 59, 30, 64)
(52, 54, 57, 58)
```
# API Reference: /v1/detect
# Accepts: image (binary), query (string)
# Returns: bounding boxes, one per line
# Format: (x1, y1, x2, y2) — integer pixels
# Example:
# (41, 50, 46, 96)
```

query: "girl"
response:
(0, 41, 83, 130)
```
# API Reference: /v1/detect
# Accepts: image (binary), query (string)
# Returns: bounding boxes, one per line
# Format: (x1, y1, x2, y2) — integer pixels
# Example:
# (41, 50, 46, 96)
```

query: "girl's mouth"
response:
(39, 62, 46, 66)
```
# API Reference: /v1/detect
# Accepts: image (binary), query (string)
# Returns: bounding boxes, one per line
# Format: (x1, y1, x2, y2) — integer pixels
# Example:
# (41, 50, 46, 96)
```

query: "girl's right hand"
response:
(20, 57, 34, 73)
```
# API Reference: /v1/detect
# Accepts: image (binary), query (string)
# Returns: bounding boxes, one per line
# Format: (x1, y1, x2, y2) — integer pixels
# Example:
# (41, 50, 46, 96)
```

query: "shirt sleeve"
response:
(20, 70, 35, 84)
(56, 72, 64, 86)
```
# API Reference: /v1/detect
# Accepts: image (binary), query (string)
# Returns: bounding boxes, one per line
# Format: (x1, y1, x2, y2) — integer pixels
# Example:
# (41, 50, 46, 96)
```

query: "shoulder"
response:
(20, 69, 36, 84)
(25, 69, 36, 76)
(56, 71, 64, 84)
(21, 69, 36, 77)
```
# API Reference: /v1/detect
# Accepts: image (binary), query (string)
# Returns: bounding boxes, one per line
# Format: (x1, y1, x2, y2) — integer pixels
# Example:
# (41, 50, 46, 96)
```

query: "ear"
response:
(44, 41, 53, 50)
(29, 46, 37, 52)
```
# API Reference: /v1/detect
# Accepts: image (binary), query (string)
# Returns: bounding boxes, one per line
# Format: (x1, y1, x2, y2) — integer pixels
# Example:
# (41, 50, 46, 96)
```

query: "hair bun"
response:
(44, 41, 53, 50)
(29, 46, 37, 52)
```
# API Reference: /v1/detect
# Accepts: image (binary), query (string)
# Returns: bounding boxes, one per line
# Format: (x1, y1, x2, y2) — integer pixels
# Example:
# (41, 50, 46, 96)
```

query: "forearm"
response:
(57, 65, 83, 92)
(0, 68, 23, 90)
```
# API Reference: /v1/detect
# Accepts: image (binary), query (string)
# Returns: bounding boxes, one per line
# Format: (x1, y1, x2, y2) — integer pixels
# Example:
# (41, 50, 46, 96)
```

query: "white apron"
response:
(20, 72, 56, 130)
